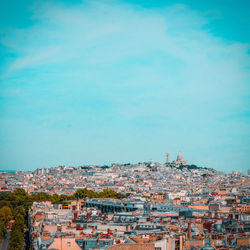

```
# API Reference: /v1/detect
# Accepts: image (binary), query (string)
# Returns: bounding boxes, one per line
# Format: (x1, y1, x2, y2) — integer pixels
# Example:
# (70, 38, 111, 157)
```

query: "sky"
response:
(0, 0, 249, 173)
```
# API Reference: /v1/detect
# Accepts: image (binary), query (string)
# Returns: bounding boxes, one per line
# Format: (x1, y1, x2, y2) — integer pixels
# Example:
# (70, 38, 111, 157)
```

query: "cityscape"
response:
(0, 152, 249, 249)
(0, 0, 250, 249)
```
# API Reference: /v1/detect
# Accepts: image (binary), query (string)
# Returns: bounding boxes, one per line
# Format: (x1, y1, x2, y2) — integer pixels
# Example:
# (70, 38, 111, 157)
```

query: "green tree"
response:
(0, 206, 12, 221)
(13, 206, 26, 218)
(0, 206, 12, 243)
(0, 200, 11, 209)
(8, 214, 24, 250)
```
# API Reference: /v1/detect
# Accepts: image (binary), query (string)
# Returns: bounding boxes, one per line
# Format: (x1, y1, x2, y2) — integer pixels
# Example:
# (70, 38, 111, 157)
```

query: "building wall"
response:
(107, 243, 155, 250)
(188, 205, 209, 210)
(154, 238, 175, 250)
(48, 238, 81, 250)
(236, 205, 250, 213)
(237, 237, 250, 247)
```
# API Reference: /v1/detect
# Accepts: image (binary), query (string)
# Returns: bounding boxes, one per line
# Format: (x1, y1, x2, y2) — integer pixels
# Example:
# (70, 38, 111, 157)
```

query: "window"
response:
(155, 248, 162, 250)
(67, 242, 71, 247)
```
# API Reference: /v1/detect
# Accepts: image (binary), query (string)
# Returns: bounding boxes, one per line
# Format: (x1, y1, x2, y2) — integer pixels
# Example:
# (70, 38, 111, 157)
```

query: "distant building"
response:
(172, 152, 188, 166)
(233, 170, 239, 175)
(166, 152, 188, 167)
(166, 152, 170, 164)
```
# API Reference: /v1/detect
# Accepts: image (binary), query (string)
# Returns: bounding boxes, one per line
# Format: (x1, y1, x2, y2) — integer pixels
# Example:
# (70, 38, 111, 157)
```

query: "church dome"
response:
(177, 152, 182, 161)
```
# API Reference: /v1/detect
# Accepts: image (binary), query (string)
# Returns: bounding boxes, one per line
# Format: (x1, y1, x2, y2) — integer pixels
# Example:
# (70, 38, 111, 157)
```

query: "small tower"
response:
(166, 152, 170, 164)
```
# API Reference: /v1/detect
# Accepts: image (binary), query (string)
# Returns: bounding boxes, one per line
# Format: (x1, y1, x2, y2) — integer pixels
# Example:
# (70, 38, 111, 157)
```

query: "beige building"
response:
(48, 237, 81, 250)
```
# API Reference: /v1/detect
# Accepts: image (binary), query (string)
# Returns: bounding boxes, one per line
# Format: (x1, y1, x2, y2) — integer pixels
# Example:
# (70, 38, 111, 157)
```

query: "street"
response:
(0, 230, 10, 250)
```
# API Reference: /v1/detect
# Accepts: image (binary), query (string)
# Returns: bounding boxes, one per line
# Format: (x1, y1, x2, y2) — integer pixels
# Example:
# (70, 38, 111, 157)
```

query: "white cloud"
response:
(8, 46, 59, 72)
(1, 0, 249, 115)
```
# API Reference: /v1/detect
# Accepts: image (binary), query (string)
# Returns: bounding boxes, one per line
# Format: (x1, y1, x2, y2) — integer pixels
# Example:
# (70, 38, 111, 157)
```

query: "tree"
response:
(0, 206, 12, 221)
(13, 206, 26, 218)
(0, 200, 11, 209)
(0, 206, 12, 242)
(8, 214, 24, 250)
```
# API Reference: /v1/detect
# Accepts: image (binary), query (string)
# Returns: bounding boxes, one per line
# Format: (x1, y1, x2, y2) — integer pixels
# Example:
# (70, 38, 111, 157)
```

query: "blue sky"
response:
(0, 0, 249, 172)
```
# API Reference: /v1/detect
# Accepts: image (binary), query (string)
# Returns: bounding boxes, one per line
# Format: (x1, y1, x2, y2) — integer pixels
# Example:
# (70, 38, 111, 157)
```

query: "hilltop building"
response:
(166, 152, 188, 166)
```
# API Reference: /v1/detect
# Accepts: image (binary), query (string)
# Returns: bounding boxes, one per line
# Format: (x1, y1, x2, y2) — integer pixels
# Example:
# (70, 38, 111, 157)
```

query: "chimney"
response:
(180, 235, 185, 250)
(202, 175, 205, 185)
(86, 212, 92, 221)
(187, 222, 192, 240)
(74, 212, 78, 220)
